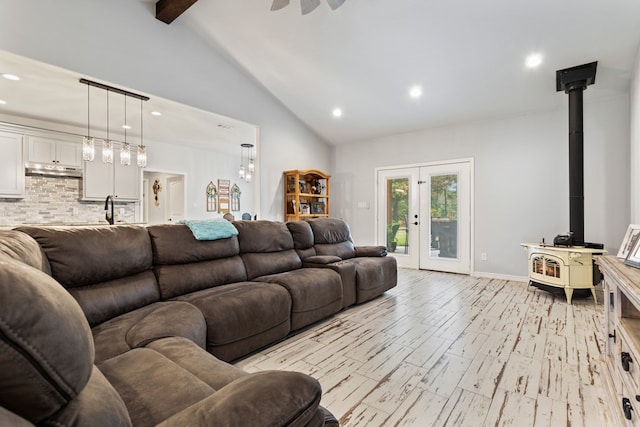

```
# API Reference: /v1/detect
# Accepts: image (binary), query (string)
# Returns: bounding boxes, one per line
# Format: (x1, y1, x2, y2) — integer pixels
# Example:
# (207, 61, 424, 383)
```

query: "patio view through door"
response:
(377, 160, 472, 274)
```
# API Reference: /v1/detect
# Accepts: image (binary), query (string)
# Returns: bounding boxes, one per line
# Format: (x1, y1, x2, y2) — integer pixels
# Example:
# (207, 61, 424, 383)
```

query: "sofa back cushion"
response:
(16, 225, 160, 326)
(308, 218, 356, 259)
(286, 221, 317, 260)
(0, 230, 51, 274)
(0, 258, 94, 423)
(234, 220, 302, 279)
(147, 224, 247, 299)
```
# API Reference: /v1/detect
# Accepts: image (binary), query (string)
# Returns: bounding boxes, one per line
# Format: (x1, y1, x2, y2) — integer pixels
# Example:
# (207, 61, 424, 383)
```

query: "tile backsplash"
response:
(0, 175, 136, 225)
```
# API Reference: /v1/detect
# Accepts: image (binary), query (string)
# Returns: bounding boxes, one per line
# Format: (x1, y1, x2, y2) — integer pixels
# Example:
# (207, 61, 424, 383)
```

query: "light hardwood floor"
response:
(235, 268, 614, 426)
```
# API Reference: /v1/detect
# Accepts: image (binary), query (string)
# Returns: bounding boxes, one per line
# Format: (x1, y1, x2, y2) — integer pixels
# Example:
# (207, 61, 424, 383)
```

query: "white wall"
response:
(332, 95, 630, 277)
(0, 0, 331, 221)
(631, 47, 640, 223)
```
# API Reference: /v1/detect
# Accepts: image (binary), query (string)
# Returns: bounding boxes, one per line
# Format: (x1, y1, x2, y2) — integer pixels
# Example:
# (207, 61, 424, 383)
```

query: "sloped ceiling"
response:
(177, 0, 640, 144)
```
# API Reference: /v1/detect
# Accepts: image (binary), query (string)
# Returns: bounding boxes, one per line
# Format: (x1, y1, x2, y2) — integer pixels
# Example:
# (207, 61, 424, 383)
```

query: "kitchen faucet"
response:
(104, 195, 114, 225)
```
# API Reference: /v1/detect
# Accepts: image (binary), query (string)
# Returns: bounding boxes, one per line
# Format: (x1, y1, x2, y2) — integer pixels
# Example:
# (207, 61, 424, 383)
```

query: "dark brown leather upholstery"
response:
(0, 229, 50, 273)
(2, 218, 395, 425)
(290, 218, 397, 305)
(17, 225, 160, 326)
(236, 220, 343, 330)
(176, 282, 292, 362)
(148, 223, 293, 361)
(0, 257, 131, 426)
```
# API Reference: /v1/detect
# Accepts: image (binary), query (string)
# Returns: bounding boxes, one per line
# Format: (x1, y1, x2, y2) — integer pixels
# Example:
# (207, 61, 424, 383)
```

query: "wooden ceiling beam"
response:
(156, 0, 198, 24)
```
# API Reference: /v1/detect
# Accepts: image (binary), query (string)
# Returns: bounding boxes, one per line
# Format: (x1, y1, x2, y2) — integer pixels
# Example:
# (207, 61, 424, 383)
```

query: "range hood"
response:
(25, 164, 82, 178)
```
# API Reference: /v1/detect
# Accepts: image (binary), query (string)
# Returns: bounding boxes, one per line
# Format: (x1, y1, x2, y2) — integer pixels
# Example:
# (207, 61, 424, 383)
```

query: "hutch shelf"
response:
(283, 169, 330, 222)
(598, 255, 640, 426)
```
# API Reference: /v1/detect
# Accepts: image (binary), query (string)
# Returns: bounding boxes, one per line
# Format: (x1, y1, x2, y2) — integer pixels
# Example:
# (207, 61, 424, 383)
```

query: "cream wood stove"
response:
(521, 62, 606, 303)
(521, 243, 605, 304)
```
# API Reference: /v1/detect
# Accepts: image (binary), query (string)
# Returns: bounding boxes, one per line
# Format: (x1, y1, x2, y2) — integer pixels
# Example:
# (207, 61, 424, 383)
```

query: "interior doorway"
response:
(142, 170, 186, 225)
(377, 159, 473, 274)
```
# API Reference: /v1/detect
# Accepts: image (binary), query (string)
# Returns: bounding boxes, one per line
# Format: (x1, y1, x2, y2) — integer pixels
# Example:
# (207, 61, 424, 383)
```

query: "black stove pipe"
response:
(568, 86, 585, 246)
(556, 62, 597, 247)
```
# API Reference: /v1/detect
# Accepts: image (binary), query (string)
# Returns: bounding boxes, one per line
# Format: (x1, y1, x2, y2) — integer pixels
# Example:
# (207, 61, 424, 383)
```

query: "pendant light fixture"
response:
(137, 96, 147, 168)
(82, 83, 95, 161)
(239, 143, 255, 183)
(120, 93, 131, 166)
(79, 78, 149, 167)
(103, 89, 114, 164)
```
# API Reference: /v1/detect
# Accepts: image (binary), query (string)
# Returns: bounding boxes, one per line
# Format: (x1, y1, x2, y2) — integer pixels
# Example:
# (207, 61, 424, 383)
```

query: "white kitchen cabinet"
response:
(83, 141, 140, 201)
(27, 135, 81, 168)
(0, 131, 25, 198)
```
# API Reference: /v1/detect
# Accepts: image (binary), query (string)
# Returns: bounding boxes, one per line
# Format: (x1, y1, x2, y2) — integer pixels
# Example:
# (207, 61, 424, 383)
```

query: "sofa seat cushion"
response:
(175, 282, 292, 362)
(257, 268, 343, 330)
(98, 347, 215, 427)
(156, 371, 323, 427)
(348, 256, 398, 303)
(145, 337, 247, 390)
(92, 301, 207, 363)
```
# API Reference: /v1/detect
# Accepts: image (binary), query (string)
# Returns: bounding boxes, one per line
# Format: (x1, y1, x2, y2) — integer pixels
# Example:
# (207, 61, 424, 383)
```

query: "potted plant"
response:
(386, 222, 400, 252)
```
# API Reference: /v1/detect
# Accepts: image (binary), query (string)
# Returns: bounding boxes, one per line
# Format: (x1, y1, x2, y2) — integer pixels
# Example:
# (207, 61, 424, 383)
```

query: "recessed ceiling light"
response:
(2, 73, 20, 81)
(409, 85, 423, 99)
(525, 53, 543, 68)
(0, 99, 6, 105)
(332, 108, 343, 118)
(151, 111, 161, 116)
(122, 125, 132, 130)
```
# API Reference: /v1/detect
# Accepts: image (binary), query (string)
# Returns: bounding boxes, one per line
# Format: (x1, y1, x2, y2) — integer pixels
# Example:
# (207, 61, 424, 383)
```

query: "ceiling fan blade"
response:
(326, 0, 346, 10)
(300, 0, 321, 15)
(271, 0, 290, 11)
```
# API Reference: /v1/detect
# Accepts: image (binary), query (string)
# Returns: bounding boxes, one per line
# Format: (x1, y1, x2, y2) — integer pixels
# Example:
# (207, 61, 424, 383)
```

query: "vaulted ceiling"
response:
(167, 0, 640, 145)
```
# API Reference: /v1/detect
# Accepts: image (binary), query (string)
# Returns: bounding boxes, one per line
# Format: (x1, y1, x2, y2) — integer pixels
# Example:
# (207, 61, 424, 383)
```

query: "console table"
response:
(598, 255, 640, 425)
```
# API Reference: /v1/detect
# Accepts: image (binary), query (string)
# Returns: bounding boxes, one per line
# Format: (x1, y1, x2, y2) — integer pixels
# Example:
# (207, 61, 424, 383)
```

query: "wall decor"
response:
(311, 201, 325, 214)
(152, 178, 162, 206)
(231, 183, 241, 212)
(218, 179, 230, 213)
(206, 181, 217, 212)
(618, 224, 640, 258)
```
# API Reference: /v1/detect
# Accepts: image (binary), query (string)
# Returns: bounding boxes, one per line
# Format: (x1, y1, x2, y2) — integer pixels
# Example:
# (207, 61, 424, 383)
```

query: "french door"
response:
(377, 160, 472, 274)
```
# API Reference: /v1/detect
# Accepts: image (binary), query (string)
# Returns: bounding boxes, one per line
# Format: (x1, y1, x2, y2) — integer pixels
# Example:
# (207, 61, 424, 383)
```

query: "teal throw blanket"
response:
(180, 219, 239, 241)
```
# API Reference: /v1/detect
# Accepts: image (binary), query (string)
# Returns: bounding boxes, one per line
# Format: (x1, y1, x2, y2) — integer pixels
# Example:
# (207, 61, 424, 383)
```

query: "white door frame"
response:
(375, 158, 474, 273)
(142, 169, 187, 225)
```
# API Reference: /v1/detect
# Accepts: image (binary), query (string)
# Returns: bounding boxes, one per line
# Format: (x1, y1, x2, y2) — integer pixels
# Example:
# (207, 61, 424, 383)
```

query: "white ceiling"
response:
(180, 0, 640, 144)
(2, 1, 640, 150)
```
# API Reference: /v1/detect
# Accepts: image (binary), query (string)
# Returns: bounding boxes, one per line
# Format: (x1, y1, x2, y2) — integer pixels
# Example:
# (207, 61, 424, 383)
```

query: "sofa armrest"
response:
(302, 255, 342, 266)
(355, 246, 387, 257)
(156, 371, 323, 427)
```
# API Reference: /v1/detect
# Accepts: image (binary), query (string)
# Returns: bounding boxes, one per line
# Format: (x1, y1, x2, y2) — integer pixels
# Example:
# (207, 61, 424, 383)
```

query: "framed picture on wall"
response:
(618, 224, 640, 258)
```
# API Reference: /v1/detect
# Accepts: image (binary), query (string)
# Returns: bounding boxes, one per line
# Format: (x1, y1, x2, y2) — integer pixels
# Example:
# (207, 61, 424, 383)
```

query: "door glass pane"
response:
(386, 177, 409, 254)
(430, 174, 458, 259)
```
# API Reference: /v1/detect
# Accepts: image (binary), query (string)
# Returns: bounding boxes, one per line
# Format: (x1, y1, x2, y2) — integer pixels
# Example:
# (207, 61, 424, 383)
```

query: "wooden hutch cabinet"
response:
(283, 169, 330, 222)
(598, 255, 640, 426)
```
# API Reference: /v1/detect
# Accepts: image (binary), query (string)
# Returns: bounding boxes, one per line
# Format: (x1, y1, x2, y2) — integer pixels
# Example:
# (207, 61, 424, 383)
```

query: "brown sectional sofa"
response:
(0, 217, 397, 426)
